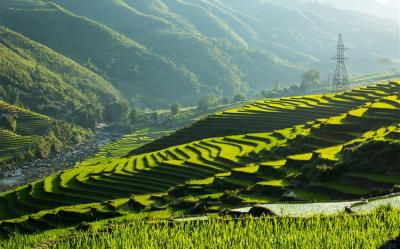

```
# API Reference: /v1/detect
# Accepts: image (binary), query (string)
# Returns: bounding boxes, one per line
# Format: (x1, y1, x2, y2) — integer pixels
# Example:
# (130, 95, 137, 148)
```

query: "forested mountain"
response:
(0, 0, 398, 122)
(219, 0, 399, 73)
(0, 25, 128, 127)
(260, 0, 399, 24)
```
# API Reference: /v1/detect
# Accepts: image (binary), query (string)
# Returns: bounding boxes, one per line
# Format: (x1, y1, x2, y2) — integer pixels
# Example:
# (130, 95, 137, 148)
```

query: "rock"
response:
(75, 221, 93, 232)
(344, 206, 354, 214)
(127, 198, 146, 211)
(248, 206, 276, 217)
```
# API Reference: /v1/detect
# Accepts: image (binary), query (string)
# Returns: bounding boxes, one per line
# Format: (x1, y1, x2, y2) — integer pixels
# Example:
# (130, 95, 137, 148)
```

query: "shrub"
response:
(343, 140, 400, 173)
(170, 103, 180, 116)
(197, 94, 220, 112)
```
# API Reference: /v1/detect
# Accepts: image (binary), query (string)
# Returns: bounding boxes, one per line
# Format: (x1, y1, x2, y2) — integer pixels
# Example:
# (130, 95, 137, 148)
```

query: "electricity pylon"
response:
(332, 34, 349, 91)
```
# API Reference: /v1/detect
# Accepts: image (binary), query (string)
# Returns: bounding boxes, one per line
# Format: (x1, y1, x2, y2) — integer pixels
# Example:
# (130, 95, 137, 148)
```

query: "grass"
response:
(0, 80, 400, 237)
(0, 101, 51, 163)
(1, 209, 399, 249)
(310, 182, 368, 196)
(256, 179, 291, 187)
(0, 100, 90, 165)
(132, 81, 400, 155)
(77, 128, 172, 167)
(345, 173, 400, 184)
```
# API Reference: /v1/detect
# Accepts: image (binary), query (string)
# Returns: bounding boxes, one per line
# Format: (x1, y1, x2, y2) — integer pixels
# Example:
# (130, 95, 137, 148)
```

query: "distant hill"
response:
(0, 0, 303, 108)
(322, 0, 399, 25)
(0, 25, 128, 127)
(0, 0, 398, 115)
(261, 0, 400, 25)
(220, 0, 399, 74)
(0, 1, 205, 107)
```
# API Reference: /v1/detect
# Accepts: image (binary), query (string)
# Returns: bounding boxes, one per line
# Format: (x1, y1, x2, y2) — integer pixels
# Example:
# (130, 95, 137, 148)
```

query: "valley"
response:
(0, 0, 399, 248)
(0, 130, 114, 192)
(0, 80, 399, 241)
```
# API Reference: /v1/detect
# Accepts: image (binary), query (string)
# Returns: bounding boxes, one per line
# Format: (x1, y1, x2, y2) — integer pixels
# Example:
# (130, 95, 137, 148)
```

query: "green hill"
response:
(132, 81, 400, 154)
(0, 100, 89, 164)
(0, 0, 398, 110)
(0, 25, 128, 127)
(0, 0, 304, 104)
(0, 1, 204, 107)
(0, 80, 399, 236)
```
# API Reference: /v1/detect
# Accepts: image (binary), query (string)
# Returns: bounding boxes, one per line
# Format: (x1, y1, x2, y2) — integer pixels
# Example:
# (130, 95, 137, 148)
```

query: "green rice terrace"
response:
(0, 81, 400, 242)
(0, 101, 88, 164)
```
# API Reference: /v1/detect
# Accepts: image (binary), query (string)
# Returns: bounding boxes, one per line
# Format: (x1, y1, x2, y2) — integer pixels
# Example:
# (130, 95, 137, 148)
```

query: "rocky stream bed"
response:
(0, 131, 120, 192)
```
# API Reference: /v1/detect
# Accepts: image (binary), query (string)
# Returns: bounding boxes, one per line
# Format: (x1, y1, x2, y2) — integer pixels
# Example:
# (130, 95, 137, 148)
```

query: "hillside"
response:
(0, 0, 397, 111)
(0, 0, 302, 107)
(0, 100, 89, 165)
(0, 25, 128, 127)
(0, 1, 204, 107)
(132, 81, 400, 154)
(0, 80, 399, 236)
(220, 0, 399, 74)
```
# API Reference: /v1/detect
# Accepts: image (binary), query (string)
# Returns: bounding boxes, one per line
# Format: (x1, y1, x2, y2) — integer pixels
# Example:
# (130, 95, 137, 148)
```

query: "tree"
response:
(150, 112, 159, 122)
(76, 103, 102, 128)
(129, 108, 139, 124)
(170, 103, 180, 116)
(0, 85, 5, 101)
(221, 97, 229, 105)
(301, 69, 321, 90)
(196, 94, 220, 112)
(0, 109, 17, 132)
(104, 100, 130, 124)
(378, 57, 392, 66)
(232, 93, 246, 103)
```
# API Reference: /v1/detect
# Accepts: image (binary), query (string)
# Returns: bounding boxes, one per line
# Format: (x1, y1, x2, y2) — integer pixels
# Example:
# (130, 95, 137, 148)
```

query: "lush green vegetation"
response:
(0, 1, 398, 246)
(0, 25, 128, 127)
(0, 100, 89, 165)
(1, 208, 399, 248)
(0, 80, 399, 238)
(0, 0, 398, 113)
(133, 80, 400, 154)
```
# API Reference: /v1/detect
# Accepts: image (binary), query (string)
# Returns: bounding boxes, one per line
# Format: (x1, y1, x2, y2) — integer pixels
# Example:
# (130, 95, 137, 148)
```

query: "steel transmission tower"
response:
(332, 34, 349, 91)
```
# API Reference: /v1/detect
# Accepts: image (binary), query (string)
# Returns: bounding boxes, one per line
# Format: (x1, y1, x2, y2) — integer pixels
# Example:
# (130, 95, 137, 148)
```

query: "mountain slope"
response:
(0, 80, 399, 235)
(219, 0, 400, 73)
(36, 0, 303, 92)
(0, 0, 204, 107)
(0, 25, 129, 127)
(0, 100, 89, 164)
(131, 81, 400, 154)
(1, 0, 397, 110)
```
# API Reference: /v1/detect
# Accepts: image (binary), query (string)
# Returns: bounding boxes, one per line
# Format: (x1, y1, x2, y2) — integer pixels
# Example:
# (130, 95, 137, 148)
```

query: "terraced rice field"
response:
(0, 81, 399, 236)
(0, 101, 52, 163)
(133, 81, 400, 154)
(77, 129, 172, 167)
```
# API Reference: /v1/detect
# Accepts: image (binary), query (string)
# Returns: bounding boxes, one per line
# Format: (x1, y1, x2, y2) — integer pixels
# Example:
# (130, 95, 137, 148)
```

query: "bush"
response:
(196, 94, 220, 112)
(232, 93, 246, 103)
(343, 140, 400, 174)
(170, 103, 180, 116)
(300, 69, 321, 90)
(0, 115, 17, 132)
